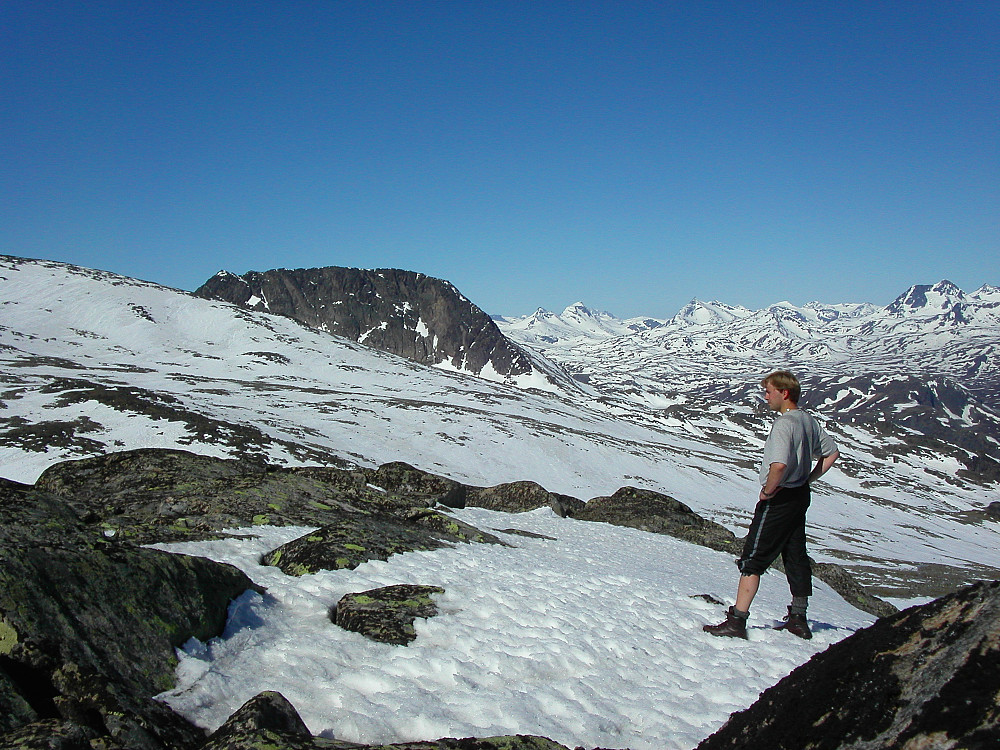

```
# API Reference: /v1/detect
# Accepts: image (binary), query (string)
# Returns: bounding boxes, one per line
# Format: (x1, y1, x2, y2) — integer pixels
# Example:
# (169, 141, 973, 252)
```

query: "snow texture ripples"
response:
(154, 507, 875, 750)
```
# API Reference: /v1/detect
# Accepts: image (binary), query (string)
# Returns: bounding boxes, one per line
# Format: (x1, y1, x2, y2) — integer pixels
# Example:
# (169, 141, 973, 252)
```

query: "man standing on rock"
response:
(704, 370, 839, 640)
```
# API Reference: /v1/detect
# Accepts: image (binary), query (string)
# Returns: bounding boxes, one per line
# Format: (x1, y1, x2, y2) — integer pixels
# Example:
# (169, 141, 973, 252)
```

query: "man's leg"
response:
(735, 573, 760, 612)
(776, 496, 813, 639)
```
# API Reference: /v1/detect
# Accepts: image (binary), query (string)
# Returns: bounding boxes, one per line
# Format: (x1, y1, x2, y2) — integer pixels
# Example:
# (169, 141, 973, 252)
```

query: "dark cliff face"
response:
(195, 266, 536, 381)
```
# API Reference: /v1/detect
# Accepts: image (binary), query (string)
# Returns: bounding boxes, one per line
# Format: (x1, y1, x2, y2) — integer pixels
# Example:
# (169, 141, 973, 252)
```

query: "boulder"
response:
(576, 486, 741, 554)
(0, 476, 260, 747)
(262, 509, 503, 576)
(334, 585, 446, 645)
(370, 461, 468, 508)
(697, 579, 1000, 750)
(203, 691, 312, 749)
(466, 480, 584, 517)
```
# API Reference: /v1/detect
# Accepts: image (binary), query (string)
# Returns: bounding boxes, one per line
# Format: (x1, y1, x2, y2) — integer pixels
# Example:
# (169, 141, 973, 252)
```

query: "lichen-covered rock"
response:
(335, 585, 446, 645)
(203, 690, 312, 749)
(576, 486, 741, 554)
(697, 579, 1000, 750)
(370, 462, 468, 508)
(466, 481, 583, 516)
(263, 510, 503, 576)
(34, 448, 374, 544)
(0, 476, 259, 747)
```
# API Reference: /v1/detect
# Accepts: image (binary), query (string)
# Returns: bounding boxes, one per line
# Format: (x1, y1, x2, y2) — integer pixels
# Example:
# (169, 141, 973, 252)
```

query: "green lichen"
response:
(335, 557, 352, 569)
(286, 563, 312, 577)
(252, 514, 270, 526)
(0, 618, 18, 655)
(344, 543, 366, 552)
(350, 595, 375, 605)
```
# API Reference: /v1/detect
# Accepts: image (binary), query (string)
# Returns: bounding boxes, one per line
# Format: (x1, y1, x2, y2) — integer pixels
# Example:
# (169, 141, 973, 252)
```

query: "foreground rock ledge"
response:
(697, 579, 1000, 750)
(201, 690, 586, 750)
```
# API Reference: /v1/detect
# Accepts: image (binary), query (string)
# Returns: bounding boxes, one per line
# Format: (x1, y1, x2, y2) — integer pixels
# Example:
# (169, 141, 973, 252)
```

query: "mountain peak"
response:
(886, 280, 967, 317)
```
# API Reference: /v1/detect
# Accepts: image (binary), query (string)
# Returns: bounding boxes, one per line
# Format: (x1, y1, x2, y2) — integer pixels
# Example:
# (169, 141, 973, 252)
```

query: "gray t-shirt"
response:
(760, 409, 838, 488)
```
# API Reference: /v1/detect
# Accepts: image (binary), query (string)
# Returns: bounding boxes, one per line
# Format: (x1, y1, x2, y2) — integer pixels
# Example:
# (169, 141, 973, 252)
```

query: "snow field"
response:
(154, 508, 875, 750)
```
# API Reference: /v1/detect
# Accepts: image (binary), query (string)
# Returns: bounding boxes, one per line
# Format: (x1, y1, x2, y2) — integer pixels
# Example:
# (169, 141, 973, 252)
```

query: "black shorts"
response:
(737, 484, 812, 596)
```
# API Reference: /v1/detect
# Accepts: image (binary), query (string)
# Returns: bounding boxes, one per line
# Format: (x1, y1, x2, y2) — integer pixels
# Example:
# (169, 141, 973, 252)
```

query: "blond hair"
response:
(761, 370, 801, 403)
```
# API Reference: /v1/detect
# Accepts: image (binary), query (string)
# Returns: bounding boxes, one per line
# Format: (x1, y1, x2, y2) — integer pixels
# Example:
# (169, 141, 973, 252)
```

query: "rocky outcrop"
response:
(334, 585, 446, 645)
(576, 486, 742, 554)
(466, 480, 585, 517)
(0, 476, 259, 748)
(262, 509, 503, 576)
(194, 266, 541, 383)
(697, 579, 1000, 750)
(202, 690, 574, 749)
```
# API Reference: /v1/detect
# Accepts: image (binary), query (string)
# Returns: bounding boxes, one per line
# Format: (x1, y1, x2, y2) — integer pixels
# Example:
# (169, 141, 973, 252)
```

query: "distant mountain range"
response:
(496, 281, 1000, 492)
(2, 256, 998, 599)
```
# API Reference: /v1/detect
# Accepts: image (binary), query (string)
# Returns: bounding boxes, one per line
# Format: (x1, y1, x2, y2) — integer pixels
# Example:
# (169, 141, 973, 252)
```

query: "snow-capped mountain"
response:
(493, 302, 663, 345)
(497, 281, 1000, 492)
(1, 256, 999, 602)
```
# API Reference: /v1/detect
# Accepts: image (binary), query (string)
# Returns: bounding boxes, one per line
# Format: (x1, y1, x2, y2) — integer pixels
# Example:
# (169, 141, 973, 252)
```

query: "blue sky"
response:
(2, 1, 997, 317)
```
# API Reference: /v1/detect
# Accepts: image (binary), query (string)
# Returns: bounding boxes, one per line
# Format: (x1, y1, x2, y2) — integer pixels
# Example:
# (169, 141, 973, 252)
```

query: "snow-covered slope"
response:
(2, 256, 999, 600)
(151, 509, 877, 750)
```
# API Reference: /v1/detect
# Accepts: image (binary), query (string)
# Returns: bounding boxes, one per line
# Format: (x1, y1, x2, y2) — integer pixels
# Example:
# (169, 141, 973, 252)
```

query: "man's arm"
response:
(809, 450, 840, 483)
(760, 462, 787, 500)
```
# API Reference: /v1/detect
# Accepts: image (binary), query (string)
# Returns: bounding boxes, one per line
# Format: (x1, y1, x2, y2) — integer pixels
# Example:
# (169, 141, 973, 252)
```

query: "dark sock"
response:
(731, 606, 749, 619)
(790, 596, 808, 616)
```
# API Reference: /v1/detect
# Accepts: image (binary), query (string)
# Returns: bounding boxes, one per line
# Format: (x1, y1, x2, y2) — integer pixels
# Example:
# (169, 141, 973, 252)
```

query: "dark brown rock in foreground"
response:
(697, 579, 1000, 750)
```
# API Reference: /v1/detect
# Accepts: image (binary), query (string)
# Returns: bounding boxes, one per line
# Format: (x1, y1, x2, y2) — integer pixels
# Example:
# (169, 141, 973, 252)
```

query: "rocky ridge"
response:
(194, 266, 569, 389)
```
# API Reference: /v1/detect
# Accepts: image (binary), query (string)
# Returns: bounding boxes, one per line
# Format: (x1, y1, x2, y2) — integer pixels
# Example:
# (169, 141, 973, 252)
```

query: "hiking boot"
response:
(775, 608, 812, 640)
(703, 607, 748, 639)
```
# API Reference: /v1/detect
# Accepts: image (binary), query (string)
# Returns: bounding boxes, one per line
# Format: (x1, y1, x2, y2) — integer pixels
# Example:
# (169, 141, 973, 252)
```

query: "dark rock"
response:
(262, 510, 503, 576)
(204, 691, 311, 749)
(811, 562, 897, 619)
(371, 461, 468, 508)
(986, 500, 1000, 519)
(335, 585, 446, 645)
(696, 579, 1000, 750)
(195, 266, 540, 383)
(0, 476, 259, 747)
(576, 486, 741, 554)
(466, 481, 583, 517)
(0, 718, 99, 749)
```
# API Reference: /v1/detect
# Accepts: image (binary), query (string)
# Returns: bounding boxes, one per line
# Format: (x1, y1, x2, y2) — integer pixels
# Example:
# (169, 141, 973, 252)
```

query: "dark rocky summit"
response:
(697, 579, 1000, 750)
(194, 266, 541, 383)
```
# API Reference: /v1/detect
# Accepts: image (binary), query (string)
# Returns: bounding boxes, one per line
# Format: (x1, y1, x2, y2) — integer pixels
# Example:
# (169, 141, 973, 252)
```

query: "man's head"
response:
(761, 370, 800, 411)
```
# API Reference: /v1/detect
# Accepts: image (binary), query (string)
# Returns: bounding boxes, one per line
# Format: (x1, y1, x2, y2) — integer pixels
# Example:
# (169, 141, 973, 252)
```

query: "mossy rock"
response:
(262, 510, 503, 576)
(466, 480, 582, 516)
(0, 476, 259, 745)
(334, 584, 445, 645)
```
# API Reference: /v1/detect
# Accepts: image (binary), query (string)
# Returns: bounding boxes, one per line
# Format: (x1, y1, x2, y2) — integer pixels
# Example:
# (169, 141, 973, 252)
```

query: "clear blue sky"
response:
(3, 1, 997, 317)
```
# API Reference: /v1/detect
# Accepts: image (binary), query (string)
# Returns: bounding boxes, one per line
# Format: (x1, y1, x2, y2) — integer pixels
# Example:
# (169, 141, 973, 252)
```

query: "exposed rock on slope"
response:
(0, 476, 258, 748)
(334, 584, 446, 645)
(195, 266, 547, 385)
(697, 579, 1000, 750)
(204, 689, 570, 749)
